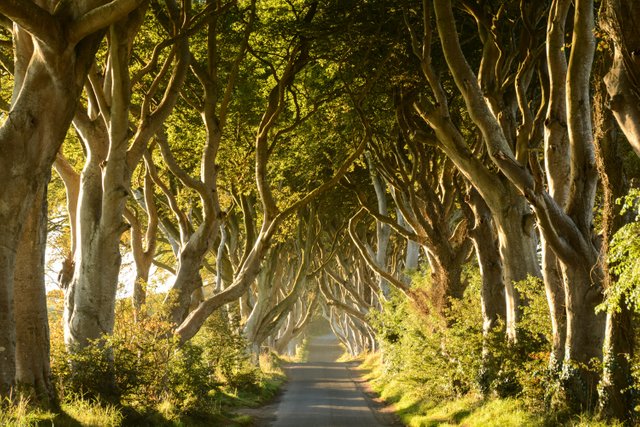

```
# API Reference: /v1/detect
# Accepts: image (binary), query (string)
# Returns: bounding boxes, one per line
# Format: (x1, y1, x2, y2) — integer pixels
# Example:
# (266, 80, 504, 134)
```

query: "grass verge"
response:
(359, 353, 625, 427)
(0, 355, 286, 427)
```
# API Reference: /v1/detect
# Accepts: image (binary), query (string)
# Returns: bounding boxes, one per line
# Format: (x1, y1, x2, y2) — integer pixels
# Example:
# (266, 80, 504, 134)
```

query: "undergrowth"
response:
(13, 294, 288, 426)
(364, 267, 630, 426)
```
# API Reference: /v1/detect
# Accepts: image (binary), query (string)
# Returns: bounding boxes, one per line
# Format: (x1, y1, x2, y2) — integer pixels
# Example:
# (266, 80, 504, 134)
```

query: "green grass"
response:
(0, 366, 285, 427)
(0, 396, 56, 426)
(61, 395, 123, 426)
(407, 397, 541, 427)
(359, 353, 625, 427)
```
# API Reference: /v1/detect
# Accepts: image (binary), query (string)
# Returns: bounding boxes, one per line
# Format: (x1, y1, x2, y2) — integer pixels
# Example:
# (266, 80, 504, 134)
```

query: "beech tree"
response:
(430, 0, 609, 411)
(244, 206, 319, 354)
(0, 0, 145, 399)
(272, 291, 317, 355)
(64, 0, 189, 351)
(150, 0, 255, 328)
(168, 0, 369, 343)
(1, 0, 637, 420)
(365, 136, 472, 314)
(400, 2, 541, 342)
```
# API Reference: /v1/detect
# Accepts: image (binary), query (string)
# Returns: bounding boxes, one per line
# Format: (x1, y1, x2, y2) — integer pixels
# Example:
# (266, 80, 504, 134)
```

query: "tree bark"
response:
(601, 0, 640, 157)
(594, 69, 635, 420)
(366, 153, 392, 298)
(14, 181, 55, 407)
(243, 250, 281, 351)
(541, 240, 567, 370)
(466, 188, 505, 335)
(126, 169, 158, 319)
(543, 0, 572, 370)
(64, 126, 125, 348)
(560, 263, 605, 411)
(53, 154, 81, 290)
(465, 186, 505, 394)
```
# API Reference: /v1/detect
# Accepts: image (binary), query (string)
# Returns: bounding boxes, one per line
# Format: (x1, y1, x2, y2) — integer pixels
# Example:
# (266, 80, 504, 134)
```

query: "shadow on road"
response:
(243, 334, 401, 427)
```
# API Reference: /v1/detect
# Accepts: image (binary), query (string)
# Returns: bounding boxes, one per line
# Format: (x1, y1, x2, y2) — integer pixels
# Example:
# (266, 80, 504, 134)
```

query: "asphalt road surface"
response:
(270, 334, 398, 427)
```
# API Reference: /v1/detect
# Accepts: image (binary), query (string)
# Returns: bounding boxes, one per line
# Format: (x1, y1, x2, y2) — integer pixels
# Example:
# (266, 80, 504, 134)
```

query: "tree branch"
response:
(69, 0, 146, 44)
(0, 1, 62, 48)
(348, 209, 411, 296)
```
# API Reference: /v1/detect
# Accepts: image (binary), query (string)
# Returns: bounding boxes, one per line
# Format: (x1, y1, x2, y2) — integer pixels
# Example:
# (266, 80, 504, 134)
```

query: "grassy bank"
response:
(0, 353, 285, 427)
(360, 353, 623, 427)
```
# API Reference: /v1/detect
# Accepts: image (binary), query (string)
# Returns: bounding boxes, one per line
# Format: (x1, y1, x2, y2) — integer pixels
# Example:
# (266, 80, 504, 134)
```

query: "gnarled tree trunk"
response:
(14, 181, 54, 406)
(65, 3, 188, 349)
(432, 0, 606, 411)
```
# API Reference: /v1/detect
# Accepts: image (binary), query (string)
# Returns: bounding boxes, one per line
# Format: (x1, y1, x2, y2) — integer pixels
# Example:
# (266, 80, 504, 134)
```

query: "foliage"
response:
(369, 269, 481, 403)
(52, 301, 214, 412)
(368, 268, 558, 418)
(362, 348, 623, 427)
(48, 293, 276, 423)
(602, 189, 640, 313)
(192, 309, 260, 395)
(511, 276, 556, 404)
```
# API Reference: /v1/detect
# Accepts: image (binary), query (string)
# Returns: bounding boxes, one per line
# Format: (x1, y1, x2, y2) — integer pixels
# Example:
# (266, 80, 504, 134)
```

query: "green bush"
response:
(370, 267, 484, 403)
(192, 309, 257, 391)
(50, 298, 263, 416)
(369, 267, 554, 410)
(602, 189, 640, 313)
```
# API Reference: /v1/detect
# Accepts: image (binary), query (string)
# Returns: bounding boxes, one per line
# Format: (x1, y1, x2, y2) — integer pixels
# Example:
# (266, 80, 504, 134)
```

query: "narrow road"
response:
(269, 334, 398, 427)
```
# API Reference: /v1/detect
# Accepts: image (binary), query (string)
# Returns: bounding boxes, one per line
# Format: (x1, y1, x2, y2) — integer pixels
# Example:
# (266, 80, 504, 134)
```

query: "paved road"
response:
(270, 334, 396, 427)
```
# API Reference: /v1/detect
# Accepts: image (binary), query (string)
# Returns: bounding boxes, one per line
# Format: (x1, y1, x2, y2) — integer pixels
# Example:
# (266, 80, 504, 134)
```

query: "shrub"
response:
(50, 297, 263, 415)
(369, 266, 554, 411)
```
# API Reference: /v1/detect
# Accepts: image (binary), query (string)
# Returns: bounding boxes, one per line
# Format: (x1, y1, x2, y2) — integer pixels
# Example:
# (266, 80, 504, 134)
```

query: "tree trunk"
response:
(395, 198, 419, 277)
(466, 188, 505, 334)
(243, 252, 280, 351)
(0, 180, 30, 396)
(466, 187, 505, 393)
(493, 195, 540, 341)
(127, 171, 158, 319)
(542, 241, 567, 370)
(0, 0, 142, 398)
(601, 0, 640, 157)
(594, 64, 635, 420)
(0, 50, 96, 398)
(14, 181, 55, 407)
(367, 154, 392, 298)
(64, 145, 127, 348)
(423, 249, 465, 314)
(53, 155, 81, 290)
(167, 243, 213, 326)
(599, 304, 634, 420)
(543, 0, 571, 368)
(561, 263, 605, 412)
